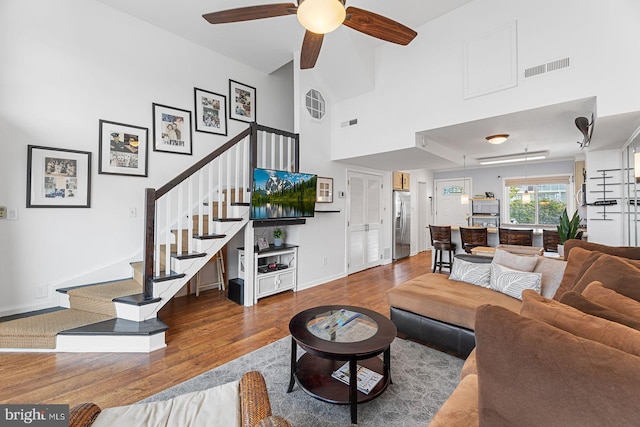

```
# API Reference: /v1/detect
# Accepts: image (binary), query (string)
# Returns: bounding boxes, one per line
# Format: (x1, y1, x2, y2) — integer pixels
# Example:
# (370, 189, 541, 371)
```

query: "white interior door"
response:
(347, 171, 382, 274)
(434, 178, 471, 226)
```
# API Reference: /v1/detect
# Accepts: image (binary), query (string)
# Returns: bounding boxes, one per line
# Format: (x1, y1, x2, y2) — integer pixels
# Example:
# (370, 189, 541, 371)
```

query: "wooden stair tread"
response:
(58, 318, 168, 336)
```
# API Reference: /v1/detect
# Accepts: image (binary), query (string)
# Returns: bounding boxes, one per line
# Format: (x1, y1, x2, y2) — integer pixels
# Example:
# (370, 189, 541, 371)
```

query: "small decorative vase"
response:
(557, 244, 564, 258)
(274, 238, 283, 247)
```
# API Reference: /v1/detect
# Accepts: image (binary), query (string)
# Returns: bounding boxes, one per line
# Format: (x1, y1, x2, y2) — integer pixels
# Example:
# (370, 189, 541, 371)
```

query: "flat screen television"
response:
(250, 168, 317, 220)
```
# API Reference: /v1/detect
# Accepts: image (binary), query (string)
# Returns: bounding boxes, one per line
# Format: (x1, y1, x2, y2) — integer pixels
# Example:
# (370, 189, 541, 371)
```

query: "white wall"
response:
(0, 0, 293, 315)
(330, 0, 640, 163)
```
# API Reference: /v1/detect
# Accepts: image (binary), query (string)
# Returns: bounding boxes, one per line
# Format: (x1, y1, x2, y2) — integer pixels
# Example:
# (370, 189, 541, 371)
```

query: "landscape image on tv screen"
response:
(251, 168, 317, 220)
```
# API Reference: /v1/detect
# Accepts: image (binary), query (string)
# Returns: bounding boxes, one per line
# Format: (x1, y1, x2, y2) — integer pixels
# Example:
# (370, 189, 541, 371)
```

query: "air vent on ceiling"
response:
(341, 118, 358, 128)
(524, 56, 571, 79)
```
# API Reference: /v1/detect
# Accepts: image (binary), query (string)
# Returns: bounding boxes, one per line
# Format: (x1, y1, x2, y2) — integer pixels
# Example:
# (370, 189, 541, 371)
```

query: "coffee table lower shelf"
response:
(294, 353, 390, 404)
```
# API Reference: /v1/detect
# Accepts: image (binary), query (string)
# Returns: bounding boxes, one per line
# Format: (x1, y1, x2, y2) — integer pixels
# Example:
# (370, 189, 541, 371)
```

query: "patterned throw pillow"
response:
(449, 257, 491, 288)
(490, 263, 542, 300)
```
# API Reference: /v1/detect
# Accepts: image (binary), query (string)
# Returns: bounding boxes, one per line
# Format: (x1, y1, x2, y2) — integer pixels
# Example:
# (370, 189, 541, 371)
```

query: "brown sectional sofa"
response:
(389, 239, 640, 426)
(388, 246, 565, 357)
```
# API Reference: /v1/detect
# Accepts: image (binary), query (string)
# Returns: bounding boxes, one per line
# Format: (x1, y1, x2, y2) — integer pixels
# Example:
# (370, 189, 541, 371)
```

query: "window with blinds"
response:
(504, 174, 572, 225)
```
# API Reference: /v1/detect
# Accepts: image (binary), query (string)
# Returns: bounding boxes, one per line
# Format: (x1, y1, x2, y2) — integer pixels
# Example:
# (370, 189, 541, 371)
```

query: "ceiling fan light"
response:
(486, 134, 509, 145)
(297, 0, 346, 34)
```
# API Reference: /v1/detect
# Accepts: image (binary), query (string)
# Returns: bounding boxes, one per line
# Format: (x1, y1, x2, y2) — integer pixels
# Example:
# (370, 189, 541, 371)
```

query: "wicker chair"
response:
(429, 225, 457, 273)
(498, 228, 533, 246)
(459, 227, 488, 254)
(68, 371, 290, 427)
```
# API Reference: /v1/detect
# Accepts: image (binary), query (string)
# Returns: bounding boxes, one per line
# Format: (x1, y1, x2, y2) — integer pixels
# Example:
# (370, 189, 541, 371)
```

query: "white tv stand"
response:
(238, 244, 298, 302)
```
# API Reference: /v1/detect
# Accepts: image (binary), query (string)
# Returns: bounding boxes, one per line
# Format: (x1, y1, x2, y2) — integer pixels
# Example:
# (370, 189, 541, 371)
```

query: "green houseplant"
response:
(273, 228, 283, 247)
(557, 209, 580, 257)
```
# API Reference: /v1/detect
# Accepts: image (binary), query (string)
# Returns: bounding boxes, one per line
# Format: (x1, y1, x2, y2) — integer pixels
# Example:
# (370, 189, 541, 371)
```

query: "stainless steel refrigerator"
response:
(393, 190, 411, 260)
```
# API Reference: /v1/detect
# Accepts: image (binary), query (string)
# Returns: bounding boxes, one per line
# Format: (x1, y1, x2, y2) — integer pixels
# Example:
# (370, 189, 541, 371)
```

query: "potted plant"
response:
(273, 228, 283, 247)
(557, 208, 581, 257)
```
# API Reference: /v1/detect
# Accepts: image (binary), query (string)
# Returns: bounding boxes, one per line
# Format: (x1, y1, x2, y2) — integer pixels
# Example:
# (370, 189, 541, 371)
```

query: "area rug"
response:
(141, 336, 464, 426)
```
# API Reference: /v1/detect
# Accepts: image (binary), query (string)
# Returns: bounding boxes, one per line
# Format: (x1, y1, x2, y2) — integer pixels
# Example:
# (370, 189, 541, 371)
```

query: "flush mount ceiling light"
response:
(485, 134, 510, 145)
(477, 150, 548, 165)
(297, 0, 346, 34)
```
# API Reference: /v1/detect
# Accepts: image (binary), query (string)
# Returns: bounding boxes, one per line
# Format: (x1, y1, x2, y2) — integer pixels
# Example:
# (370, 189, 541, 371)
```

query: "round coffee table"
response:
(287, 305, 397, 424)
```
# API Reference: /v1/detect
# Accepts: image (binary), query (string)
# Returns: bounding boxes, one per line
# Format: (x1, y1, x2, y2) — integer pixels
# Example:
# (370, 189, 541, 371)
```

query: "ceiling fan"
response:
(202, 0, 418, 69)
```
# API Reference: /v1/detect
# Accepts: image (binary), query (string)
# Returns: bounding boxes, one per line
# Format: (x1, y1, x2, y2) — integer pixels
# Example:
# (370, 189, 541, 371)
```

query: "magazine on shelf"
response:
(331, 362, 383, 395)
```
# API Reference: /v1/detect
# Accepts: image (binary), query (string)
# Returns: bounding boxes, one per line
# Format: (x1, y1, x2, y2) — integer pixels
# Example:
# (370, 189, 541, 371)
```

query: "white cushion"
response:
(492, 249, 538, 272)
(533, 257, 567, 299)
(449, 258, 491, 288)
(92, 380, 240, 427)
(490, 263, 542, 300)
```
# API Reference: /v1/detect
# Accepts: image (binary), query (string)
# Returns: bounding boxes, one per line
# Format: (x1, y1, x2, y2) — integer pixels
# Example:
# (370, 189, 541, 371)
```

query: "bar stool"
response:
(542, 229, 561, 252)
(499, 228, 533, 246)
(195, 249, 226, 297)
(459, 227, 488, 254)
(429, 225, 457, 273)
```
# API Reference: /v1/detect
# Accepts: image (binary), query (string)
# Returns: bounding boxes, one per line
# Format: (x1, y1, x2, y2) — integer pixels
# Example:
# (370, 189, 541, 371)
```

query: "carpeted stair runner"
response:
(0, 309, 112, 349)
(67, 279, 142, 317)
(0, 279, 143, 349)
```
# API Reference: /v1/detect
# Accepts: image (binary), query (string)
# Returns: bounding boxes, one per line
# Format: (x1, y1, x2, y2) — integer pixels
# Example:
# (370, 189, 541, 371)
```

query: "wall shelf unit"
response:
(588, 169, 622, 221)
(469, 198, 500, 227)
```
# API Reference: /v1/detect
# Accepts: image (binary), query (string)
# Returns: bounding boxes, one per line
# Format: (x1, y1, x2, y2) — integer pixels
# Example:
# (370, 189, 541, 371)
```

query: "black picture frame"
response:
(152, 103, 193, 155)
(194, 87, 227, 136)
(229, 79, 256, 123)
(98, 119, 148, 177)
(27, 145, 91, 208)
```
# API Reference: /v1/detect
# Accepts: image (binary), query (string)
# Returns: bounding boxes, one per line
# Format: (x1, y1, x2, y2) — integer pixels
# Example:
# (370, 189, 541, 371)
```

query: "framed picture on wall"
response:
(27, 145, 91, 208)
(316, 177, 333, 203)
(229, 79, 256, 123)
(194, 87, 227, 136)
(98, 119, 148, 177)
(152, 103, 193, 155)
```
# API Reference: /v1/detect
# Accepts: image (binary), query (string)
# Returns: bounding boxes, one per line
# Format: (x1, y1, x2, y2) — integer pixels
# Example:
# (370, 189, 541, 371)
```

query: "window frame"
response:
(502, 173, 574, 226)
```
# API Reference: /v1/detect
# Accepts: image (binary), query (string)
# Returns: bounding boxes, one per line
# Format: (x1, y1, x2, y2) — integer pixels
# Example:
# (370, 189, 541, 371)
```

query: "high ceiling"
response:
(96, 0, 640, 172)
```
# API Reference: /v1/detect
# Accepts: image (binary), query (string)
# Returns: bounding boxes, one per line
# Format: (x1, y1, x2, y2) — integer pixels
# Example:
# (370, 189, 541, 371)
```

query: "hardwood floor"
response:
(0, 252, 431, 409)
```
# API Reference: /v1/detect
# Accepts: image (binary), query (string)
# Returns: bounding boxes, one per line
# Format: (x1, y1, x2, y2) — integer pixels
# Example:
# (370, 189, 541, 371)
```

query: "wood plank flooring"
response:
(0, 252, 431, 409)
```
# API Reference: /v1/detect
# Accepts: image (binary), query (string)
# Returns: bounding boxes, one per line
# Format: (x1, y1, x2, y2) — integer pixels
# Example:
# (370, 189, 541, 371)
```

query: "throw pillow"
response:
(520, 290, 640, 357)
(552, 247, 604, 301)
(475, 304, 640, 427)
(533, 256, 567, 299)
(491, 248, 538, 272)
(583, 281, 640, 319)
(490, 264, 542, 300)
(449, 257, 491, 288)
(559, 290, 640, 330)
(573, 255, 640, 301)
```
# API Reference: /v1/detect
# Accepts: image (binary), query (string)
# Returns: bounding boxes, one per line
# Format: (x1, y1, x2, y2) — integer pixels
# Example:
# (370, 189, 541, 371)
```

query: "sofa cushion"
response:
(460, 348, 477, 380)
(573, 255, 640, 301)
(449, 257, 491, 287)
(428, 374, 478, 427)
(582, 281, 640, 319)
(387, 273, 521, 330)
(91, 380, 240, 427)
(559, 290, 640, 330)
(564, 239, 640, 260)
(520, 290, 640, 357)
(553, 247, 604, 300)
(491, 248, 538, 272)
(475, 304, 640, 427)
(533, 257, 566, 299)
(489, 264, 542, 300)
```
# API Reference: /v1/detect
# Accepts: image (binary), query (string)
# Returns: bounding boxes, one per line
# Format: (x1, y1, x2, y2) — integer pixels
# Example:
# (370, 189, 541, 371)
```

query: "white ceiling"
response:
(96, 0, 640, 172)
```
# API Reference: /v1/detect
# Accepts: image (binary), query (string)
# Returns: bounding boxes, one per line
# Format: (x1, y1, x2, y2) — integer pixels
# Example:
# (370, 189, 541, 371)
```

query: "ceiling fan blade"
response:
(343, 6, 417, 46)
(203, 3, 296, 24)
(300, 31, 324, 69)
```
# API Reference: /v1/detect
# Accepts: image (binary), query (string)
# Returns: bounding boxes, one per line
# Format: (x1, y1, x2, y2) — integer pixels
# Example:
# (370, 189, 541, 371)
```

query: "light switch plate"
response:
(7, 207, 18, 221)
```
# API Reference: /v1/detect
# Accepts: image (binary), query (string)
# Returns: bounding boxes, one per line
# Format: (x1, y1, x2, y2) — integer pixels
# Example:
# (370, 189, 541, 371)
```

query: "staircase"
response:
(0, 123, 300, 353)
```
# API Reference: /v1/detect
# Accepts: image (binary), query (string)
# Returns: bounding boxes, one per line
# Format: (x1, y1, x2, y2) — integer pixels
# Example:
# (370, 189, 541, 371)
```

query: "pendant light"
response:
(522, 148, 531, 204)
(461, 155, 469, 205)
